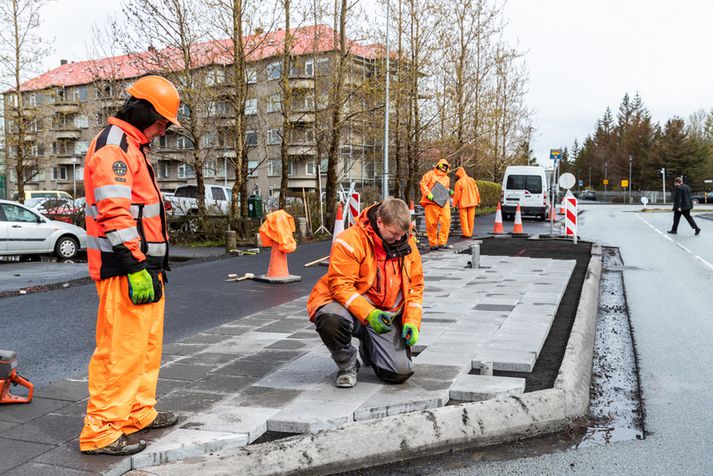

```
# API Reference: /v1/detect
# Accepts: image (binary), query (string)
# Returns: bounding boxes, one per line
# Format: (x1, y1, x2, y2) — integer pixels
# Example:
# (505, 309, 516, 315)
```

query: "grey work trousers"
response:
(314, 301, 414, 384)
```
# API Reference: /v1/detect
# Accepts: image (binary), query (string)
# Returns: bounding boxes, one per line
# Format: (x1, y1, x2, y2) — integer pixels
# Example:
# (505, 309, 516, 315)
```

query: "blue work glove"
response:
(402, 323, 419, 346)
(366, 309, 393, 334)
(127, 269, 155, 304)
(427, 193, 434, 201)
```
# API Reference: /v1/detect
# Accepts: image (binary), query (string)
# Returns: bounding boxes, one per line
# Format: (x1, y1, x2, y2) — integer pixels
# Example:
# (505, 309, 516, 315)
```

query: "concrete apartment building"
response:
(1, 24, 387, 200)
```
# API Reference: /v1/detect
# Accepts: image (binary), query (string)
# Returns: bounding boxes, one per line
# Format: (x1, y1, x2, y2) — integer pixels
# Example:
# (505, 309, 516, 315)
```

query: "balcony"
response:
(54, 101, 79, 113)
(289, 111, 315, 124)
(52, 129, 81, 140)
(288, 177, 318, 189)
(289, 77, 315, 90)
(287, 143, 316, 156)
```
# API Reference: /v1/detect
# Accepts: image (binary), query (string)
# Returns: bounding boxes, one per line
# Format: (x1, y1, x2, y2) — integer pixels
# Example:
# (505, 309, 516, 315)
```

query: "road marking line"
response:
(676, 243, 692, 253)
(695, 256, 713, 271)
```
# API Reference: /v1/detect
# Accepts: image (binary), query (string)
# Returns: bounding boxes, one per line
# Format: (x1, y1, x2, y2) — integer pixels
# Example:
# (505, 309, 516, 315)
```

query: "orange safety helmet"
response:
(126, 75, 182, 127)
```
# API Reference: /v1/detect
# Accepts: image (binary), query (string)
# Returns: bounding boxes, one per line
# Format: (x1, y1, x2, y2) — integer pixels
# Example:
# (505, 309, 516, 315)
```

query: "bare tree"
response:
(0, 0, 52, 202)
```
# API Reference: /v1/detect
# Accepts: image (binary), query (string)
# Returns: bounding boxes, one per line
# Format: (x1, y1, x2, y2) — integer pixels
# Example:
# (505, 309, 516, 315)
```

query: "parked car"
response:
(11, 190, 73, 202)
(578, 190, 597, 201)
(501, 166, 548, 220)
(165, 184, 232, 216)
(691, 191, 713, 205)
(0, 199, 87, 259)
(31, 198, 85, 224)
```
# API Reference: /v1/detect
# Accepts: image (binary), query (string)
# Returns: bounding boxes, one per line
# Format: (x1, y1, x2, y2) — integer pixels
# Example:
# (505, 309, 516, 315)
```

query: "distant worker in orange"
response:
(79, 76, 181, 456)
(419, 158, 452, 250)
(453, 166, 481, 238)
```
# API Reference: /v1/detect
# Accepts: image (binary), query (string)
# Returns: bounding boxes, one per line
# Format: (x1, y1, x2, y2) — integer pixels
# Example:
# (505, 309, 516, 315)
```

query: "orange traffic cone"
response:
(255, 245, 302, 283)
(333, 203, 345, 242)
(558, 197, 565, 215)
(489, 202, 506, 235)
(511, 204, 527, 236)
(409, 200, 416, 232)
(548, 203, 556, 221)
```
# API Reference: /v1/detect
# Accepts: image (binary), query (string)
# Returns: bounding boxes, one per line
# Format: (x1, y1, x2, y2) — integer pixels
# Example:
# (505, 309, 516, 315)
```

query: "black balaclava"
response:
(115, 97, 165, 133)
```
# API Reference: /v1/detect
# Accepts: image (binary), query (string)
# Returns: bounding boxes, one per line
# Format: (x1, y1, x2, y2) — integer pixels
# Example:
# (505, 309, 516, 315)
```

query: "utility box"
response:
(248, 194, 263, 218)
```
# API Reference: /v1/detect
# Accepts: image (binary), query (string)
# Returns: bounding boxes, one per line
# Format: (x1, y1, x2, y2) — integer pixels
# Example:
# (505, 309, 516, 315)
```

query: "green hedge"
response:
(476, 180, 502, 208)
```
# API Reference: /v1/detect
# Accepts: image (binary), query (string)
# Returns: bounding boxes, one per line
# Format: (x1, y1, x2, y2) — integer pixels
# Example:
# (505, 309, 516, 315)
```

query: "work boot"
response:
(336, 361, 360, 388)
(429, 246, 439, 251)
(144, 411, 178, 430)
(695, 228, 701, 236)
(81, 434, 146, 456)
(667, 230, 677, 234)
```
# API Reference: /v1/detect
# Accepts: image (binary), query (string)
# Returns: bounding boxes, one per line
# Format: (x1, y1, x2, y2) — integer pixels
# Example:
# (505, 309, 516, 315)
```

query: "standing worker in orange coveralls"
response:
(419, 158, 453, 250)
(79, 76, 181, 456)
(452, 166, 481, 238)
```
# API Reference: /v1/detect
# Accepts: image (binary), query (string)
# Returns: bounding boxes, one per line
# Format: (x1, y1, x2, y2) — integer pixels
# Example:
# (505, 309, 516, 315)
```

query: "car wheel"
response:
(692, 199, 699, 205)
(55, 235, 79, 260)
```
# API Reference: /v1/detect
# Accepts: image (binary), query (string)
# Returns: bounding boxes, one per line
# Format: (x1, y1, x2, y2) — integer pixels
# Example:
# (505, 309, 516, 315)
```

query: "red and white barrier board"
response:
(565, 192, 577, 244)
(348, 192, 360, 226)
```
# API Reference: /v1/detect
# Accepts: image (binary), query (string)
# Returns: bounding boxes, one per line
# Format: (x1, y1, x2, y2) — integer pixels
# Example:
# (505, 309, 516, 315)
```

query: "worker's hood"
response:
(455, 166, 467, 179)
(434, 158, 450, 177)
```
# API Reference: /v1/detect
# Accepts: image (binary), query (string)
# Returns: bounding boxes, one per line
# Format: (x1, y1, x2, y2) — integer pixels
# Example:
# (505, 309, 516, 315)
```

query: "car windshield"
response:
(506, 175, 543, 193)
(174, 186, 198, 198)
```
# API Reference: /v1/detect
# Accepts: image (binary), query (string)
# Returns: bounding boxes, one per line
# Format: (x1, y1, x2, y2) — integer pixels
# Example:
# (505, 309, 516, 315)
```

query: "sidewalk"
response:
(0, 239, 593, 475)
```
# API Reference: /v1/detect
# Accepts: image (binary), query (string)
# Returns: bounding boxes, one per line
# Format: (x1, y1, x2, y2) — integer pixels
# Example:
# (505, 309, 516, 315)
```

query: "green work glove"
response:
(127, 269, 155, 304)
(449, 189, 454, 196)
(402, 323, 419, 347)
(427, 193, 434, 201)
(366, 309, 393, 334)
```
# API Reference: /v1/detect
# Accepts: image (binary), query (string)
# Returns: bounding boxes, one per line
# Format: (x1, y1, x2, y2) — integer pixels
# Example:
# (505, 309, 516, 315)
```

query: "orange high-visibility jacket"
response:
(307, 204, 424, 329)
(259, 210, 297, 253)
(419, 158, 451, 206)
(453, 167, 481, 208)
(84, 118, 168, 281)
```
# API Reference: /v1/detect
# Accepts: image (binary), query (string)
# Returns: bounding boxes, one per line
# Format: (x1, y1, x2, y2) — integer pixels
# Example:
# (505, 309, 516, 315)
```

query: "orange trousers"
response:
(459, 207, 476, 237)
(424, 203, 451, 247)
(79, 275, 165, 451)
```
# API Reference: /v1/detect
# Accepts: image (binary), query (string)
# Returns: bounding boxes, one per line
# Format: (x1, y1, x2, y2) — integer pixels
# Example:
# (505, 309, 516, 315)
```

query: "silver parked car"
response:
(0, 199, 87, 260)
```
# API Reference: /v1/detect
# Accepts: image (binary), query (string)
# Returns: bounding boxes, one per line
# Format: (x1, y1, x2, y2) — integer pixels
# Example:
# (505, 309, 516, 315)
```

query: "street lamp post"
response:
(604, 162, 608, 201)
(72, 158, 77, 198)
(628, 155, 632, 204)
(382, 0, 391, 200)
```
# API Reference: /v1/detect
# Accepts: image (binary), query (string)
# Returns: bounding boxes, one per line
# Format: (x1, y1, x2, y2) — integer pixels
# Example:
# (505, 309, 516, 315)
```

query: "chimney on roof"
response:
(60, 59, 68, 65)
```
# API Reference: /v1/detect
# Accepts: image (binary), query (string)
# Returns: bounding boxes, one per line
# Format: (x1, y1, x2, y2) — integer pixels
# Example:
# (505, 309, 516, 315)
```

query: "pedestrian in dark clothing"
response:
(668, 177, 701, 235)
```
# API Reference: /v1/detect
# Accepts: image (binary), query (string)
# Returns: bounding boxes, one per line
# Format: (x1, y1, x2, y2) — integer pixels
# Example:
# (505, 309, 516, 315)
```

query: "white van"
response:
(12, 190, 73, 201)
(501, 166, 548, 220)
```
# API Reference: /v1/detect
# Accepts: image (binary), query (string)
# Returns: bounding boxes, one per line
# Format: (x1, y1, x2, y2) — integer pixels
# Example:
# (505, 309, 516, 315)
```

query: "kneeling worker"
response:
(307, 198, 424, 387)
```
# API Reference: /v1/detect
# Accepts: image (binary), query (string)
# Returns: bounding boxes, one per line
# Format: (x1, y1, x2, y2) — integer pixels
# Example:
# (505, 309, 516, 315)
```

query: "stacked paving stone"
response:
(0, 251, 574, 474)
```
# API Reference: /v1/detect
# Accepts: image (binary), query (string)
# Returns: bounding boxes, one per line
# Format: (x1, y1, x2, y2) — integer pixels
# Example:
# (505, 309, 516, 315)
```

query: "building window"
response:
(74, 141, 89, 155)
(52, 166, 69, 181)
(316, 58, 329, 75)
(268, 159, 281, 177)
(203, 132, 216, 148)
(248, 160, 258, 177)
(267, 129, 282, 145)
(245, 130, 258, 147)
(306, 160, 316, 176)
(73, 86, 88, 102)
(204, 159, 216, 177)
(176, 136, 194, 150)
(305, 59, 314, 77)
(206, 68, 226, 86)
(31, 144, 45, 157)
(159, 161, 170, 178)
(245, 98, 257, 115)
(178, 103, 191, 122)
(74, 115, 89, 129)
(288, 160, 296, 176)
(246, 68, 257, 84)
(267, 62, 281, 80)
(28, 94, 37, 107)
(267, 94, 281, 113)
(177, 163, 195, 179)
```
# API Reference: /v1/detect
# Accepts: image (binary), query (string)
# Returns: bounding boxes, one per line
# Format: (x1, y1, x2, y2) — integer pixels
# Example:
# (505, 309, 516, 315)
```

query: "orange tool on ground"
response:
(0, 350, 34, 404)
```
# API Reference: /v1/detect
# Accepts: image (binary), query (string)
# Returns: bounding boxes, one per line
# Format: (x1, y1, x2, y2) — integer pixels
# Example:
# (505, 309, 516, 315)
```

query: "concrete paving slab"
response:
(212, 358, 285, 378)
(232, 386, 304, 408)
(4, 462, 95, 476)
(132, 429, 249, 469)
(2, 413, 83, 446)
(156, 390, 226, 414)
(413, 349, 476, 370)
(255, 370, 330, 390)
(178, 333, 232, 345)
(268, 398, 360, 433)
(243, 349, 308, 363)
(184, 406, 279, 443)
(265, 339, 314, 350)
(189, 374, 259, 394)
(449, 374, 526, 401)
(201, 325, 252, 336)
(0, 438, 55, 474)
(34, 379, 88, 402)
(175, 352, 242, 366)
(162, 343, 209, 356)
(33, 440, 131, 476)
(253, 320, 312, 334)
(0, 397, 68, 424)
(353, 384, 448, 421)
(156, 378, 188, 397)
(0, 420, 18, 432)
(159, 363, 214, 382)
(473, 348, 538, 372)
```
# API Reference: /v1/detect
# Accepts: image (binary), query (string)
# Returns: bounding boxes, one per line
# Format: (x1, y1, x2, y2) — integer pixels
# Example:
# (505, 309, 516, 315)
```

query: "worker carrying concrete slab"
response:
(79, 76, 180, 456)
(420, 158, 453, 250)
(453, 166, 481, 238)
(307, 198, 424, 388)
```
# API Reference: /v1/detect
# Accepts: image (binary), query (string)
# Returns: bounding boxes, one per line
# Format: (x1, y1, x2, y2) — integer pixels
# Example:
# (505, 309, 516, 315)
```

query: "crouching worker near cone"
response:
(307, 198, 424, 388)
(79, 75, 180, 456)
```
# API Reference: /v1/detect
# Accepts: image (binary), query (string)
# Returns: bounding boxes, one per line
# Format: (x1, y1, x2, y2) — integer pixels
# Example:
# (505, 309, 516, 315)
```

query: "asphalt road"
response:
(428, 205, 713, 475)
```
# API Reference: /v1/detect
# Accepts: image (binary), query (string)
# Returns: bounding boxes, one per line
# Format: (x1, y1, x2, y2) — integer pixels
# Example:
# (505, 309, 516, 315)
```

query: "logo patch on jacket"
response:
(113, 161, 128, 176)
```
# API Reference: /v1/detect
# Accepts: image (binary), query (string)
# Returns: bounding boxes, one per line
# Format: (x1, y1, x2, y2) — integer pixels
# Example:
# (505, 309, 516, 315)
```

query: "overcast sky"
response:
(39, 1, 713, 168)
